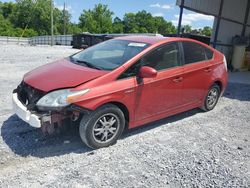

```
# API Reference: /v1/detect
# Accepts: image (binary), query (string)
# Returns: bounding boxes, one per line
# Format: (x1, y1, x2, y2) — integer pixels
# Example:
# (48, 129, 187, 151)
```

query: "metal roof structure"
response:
(176, 0, 250, 58)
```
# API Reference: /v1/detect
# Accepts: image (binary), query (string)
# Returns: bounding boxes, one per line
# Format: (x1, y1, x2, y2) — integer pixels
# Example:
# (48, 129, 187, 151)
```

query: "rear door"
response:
(181, 41, 214, 105)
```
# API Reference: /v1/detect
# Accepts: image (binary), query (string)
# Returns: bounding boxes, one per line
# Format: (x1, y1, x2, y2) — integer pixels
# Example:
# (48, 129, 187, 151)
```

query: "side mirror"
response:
(139, 66, 157, 78)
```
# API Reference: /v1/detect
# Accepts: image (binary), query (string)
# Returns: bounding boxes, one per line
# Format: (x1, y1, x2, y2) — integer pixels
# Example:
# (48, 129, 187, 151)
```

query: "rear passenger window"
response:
(182, 42, 213, 64)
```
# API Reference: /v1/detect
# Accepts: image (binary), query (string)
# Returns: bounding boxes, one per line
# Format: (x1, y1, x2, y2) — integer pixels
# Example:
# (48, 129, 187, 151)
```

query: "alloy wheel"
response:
(206, 88, 219, 109)
(92, 113, 120, 144)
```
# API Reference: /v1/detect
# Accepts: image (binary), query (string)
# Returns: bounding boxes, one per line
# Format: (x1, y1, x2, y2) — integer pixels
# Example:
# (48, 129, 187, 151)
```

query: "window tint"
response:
(182, 42, 213, 64)
(205, 48, 213, 60)
(119, 42, 180, 79)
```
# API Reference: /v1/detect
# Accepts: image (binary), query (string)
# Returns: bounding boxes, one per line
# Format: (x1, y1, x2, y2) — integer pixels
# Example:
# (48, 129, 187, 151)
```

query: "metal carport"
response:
(176, 0, 250, 60)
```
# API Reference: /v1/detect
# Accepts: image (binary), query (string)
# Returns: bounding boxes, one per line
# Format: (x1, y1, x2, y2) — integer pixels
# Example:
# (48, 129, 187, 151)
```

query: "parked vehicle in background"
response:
(164, 33, 211, 45)
(13, 36, 228, 149)
(72, 33, 163, 49)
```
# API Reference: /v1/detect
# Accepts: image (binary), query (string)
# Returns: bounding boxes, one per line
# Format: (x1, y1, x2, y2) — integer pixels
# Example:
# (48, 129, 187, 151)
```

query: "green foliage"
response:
(112, 17, 124, 33)
(123, 13, 139, 33)
(182, 25, 192, 33)
(201, 26, 212, 36)
(123, 11, 176, 34)
(79, 4, 113, 33)
(0, 1, 211, 38)
(0, 13, 14, 36)
(54, 7, 72, 35)
(154, 16, 176, 34)
(0, 1, 16, 19)
(0, 0, 73, 37)
(67, 23, 82, 35)
(0, 13, 37, 37)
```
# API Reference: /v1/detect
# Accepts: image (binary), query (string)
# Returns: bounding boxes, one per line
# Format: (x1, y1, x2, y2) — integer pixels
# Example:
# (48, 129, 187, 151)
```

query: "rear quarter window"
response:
(204, 47, 214, 60)
(182, 42, 213, 65)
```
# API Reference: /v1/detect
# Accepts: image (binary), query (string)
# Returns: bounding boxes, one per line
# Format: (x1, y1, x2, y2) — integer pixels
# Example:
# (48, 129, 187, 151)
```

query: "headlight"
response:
(36, 88, 90, 108)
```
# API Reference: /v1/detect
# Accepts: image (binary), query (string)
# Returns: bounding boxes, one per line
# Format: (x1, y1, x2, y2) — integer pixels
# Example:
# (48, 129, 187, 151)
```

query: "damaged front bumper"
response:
(12, 81, 91, 133)
(12, 91, 88, 133)
(12, 93, 42, 128)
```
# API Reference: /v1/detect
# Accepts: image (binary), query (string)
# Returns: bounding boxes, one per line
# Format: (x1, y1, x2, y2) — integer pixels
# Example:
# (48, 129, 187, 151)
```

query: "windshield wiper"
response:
(75, 59, 102, 70)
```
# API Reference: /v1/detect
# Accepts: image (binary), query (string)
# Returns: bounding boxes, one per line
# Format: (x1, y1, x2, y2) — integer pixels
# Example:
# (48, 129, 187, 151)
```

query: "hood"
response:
(24, 59, 108, 92)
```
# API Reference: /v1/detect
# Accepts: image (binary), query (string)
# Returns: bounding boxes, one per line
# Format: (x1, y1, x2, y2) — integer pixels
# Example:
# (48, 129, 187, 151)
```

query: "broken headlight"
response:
(36, 88, 90, 108)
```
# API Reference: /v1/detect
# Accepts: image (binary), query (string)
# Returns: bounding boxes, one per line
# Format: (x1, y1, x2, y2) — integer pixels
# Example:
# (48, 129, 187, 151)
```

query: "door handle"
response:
(172, 77, 183, 83)
(204, 67, 212, 72)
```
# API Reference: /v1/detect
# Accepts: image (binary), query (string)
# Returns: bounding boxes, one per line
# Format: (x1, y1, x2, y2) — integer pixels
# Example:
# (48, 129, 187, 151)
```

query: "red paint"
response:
(139, 66, 157, 78)
(23, 37, 228, 129)
(24, 59, 108, 92)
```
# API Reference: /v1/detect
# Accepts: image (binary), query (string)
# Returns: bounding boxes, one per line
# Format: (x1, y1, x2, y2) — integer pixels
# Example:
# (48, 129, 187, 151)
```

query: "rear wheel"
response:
(79, 104, 125, 149)
(201, 84, 221, 111)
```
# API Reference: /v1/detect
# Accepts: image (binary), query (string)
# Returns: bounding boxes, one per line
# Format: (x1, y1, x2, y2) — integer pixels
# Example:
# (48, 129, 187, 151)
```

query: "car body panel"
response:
(24, 59, 108, 92)
(210, 52, 228, 93)
(181, 60, 213, 105)
(134, 66, 184, 121)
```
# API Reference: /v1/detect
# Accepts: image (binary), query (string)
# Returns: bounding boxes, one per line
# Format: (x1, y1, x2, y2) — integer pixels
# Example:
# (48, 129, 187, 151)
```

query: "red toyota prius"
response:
(13, 36, 228, 149)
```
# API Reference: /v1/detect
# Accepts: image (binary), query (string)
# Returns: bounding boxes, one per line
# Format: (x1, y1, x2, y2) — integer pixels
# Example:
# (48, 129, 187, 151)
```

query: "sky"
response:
(2, 0, 214, 29)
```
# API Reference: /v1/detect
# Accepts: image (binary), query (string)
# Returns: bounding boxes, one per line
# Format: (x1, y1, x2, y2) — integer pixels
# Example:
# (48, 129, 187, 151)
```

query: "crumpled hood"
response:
(24, 59, 108, 92)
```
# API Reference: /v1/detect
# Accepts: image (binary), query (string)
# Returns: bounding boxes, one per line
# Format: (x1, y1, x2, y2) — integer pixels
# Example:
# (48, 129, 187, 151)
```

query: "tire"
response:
(201, 84, 221, 111)
(79, 104, 125, 149)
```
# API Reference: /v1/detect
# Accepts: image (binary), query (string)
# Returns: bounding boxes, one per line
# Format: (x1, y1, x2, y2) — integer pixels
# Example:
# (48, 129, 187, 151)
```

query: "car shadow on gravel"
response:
(224, 83, 250, 101)
(2, 108, 202, 158)
(122, 108, 201, 139)
(1, 115, 92, 158)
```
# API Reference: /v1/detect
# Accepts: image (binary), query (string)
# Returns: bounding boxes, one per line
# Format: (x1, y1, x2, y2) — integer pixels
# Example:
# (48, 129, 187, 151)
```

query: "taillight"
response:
(223, 55, 227, 71)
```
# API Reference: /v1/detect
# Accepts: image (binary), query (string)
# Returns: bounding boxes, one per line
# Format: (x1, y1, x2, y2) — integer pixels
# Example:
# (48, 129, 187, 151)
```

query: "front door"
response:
(133, 42, 184, 121)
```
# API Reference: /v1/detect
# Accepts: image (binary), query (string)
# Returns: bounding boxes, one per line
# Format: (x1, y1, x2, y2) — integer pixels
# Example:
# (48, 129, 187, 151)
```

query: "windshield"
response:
(70, 40, 149, 71)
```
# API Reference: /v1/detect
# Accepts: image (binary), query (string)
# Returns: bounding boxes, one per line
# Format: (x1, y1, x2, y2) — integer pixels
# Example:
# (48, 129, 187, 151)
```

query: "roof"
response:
(114, 36, 170, 44)
(114, 36, 212, 48)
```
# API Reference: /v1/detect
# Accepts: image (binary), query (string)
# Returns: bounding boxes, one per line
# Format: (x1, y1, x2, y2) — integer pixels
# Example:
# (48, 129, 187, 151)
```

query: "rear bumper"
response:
(12, 93, 41, 128)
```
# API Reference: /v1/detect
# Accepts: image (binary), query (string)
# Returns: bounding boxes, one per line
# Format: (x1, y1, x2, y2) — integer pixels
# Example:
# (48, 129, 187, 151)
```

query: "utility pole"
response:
(63, 2, 66, 35)
(51, 0, 54, 46)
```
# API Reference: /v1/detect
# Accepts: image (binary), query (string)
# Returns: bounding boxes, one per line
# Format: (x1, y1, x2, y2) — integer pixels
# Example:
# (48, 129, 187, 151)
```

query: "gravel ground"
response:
(0, 44, 249, 188)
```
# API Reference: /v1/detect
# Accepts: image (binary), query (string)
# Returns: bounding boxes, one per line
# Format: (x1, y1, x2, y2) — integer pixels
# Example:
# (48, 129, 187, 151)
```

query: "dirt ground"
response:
(0, 44, 249, 188)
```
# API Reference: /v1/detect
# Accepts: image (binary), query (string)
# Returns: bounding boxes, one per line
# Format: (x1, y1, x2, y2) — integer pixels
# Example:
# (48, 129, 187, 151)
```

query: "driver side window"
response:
(118, 42, 180, 79)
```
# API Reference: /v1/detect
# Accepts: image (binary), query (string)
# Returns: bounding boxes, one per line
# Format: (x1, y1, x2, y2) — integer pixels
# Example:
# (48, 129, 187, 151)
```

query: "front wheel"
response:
(201, 84, 221, 111)
(79, 104, 125, 149)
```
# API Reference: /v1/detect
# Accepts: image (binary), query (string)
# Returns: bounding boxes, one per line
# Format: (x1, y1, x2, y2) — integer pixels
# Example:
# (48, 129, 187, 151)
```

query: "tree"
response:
(10, 0, 35, 29)
(182, 25, 192, 33)
(0, 14, 14, 36)
(8, 0, 72, 36)
(112, 17, 124, 33)
(123, 13, 139, 33)
(0, 2, 179, 37)
(201, 26, 212, 36)
(79, 4, 113, 33)
(10, 0, 51, 35)
(135, 10, 155, 33)
(123, 10, 176, 34)
(54, 7, 71, 35)
(154, 16, 176, 34)
(0, 2, 16, 19)
(68, 23, 82, 34)
(0, 13, 37, 37)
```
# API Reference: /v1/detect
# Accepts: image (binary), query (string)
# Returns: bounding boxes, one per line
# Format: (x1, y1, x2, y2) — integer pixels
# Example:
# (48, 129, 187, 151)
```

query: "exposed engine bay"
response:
(13, 81, 85, 134)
